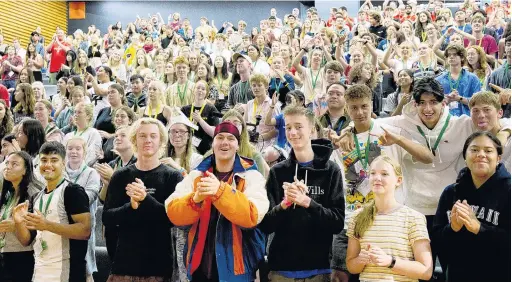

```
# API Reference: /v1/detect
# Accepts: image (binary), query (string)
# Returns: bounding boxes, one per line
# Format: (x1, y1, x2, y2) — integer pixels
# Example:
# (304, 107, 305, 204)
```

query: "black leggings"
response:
(32, 71, 43, 82)
(0, 250, 35, 282)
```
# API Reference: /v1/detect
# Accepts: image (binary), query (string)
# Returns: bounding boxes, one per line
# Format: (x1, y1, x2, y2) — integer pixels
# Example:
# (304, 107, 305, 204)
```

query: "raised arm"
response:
(382, 42, 396, 69)
(363, 40, 379, 67)
(335, 36, 349, 71)
(264, 92, 278, 126)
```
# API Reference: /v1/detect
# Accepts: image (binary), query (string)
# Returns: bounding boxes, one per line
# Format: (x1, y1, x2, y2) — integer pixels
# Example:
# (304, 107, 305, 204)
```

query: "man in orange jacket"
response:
(165, 121, 269, 282)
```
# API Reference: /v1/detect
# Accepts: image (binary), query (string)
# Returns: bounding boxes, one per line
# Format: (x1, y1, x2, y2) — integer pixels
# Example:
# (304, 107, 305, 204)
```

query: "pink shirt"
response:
(244, 96, 276, 134)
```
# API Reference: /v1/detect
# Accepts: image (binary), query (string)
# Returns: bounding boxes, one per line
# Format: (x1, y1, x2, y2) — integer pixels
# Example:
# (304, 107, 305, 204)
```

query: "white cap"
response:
(169, 108, 199, 131)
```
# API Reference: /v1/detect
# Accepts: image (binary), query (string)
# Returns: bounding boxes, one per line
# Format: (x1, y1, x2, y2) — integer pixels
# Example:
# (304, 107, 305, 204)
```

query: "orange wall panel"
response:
(69, 2, 85, 20)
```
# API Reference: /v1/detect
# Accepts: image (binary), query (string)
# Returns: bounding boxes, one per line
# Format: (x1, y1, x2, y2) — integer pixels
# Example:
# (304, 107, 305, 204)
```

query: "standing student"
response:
(0, 151, 42, 282)
(330, 84, 433, 282)
(346, 155, 432, 281)
(95, 126, 136, 262)
(166, 121, 269, 282)
(433, 132, 511, 282)
(65, 137, 101, 282)
(259, 106, 345, 282)
(12, 141, 91, 282)
(102, 118, 183, 281)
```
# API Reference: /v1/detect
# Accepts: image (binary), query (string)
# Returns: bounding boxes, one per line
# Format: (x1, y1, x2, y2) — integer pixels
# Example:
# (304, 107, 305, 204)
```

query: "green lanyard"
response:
(39, 178, 65, 217)
(416, 114, 451, 156)
(44, 124, 54, 135)
(353, 121, 373, 172)
(217, 76, 223, 90)
(74, 127, 89, 137)
(310, 68, 321, 90)
(177, 81, 189, 103)
(448, 71, 463, 92)
(71, 165, 88, 184)
(274, 79, 282, 91)
(1, 192, 15, 221)
(504, 62, 510, 80)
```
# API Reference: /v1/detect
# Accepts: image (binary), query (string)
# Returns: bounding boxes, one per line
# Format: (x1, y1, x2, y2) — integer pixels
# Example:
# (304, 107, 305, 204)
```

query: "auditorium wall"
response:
(67, 1, 302, 33)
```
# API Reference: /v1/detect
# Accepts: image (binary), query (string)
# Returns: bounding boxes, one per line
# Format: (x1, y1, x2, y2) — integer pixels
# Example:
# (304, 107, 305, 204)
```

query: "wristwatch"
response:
(388, 255, 396, 269)
(459, 96, 463, 102)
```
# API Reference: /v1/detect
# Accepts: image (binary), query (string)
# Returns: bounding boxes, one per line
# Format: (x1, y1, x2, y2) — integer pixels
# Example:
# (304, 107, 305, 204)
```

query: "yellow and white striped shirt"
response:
(347, 205, 429, 282)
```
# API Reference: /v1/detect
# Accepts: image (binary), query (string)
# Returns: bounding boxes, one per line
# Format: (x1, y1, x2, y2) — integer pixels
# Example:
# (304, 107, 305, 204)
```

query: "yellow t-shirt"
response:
(166, 81, 195, 108)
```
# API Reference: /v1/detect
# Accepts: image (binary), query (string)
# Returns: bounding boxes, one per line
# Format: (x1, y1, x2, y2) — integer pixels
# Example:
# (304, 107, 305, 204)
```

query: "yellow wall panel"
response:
(0, 0, 67, 48)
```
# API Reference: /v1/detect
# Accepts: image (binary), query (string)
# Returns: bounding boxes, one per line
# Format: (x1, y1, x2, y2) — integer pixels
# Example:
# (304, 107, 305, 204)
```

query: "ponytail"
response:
(353, 200, 377, 239)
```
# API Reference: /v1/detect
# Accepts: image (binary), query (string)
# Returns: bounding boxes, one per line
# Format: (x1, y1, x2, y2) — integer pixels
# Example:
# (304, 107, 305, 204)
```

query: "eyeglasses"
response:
(170, 130, 188, 137)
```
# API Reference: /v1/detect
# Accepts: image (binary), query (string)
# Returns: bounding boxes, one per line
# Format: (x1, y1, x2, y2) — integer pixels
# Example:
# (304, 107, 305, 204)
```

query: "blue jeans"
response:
(1, 79, 15, 91)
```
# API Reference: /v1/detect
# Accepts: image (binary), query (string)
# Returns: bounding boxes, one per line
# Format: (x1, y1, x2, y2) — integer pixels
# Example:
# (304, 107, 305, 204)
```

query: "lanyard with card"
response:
(416, 114, 451, 156)
(353, 121, 373, 185)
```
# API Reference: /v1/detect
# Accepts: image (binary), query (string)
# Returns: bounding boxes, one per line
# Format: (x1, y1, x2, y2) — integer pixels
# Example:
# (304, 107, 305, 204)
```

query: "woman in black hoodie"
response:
(433, 131, 511, 282)
(258, 106, 345, 281)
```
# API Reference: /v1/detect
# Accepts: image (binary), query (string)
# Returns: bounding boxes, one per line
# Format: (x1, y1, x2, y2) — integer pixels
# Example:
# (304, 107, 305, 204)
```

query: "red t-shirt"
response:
(463, 35, 499, 55)
(400, 14, 417, 23)
(0, 84, 10, 108)
(48, 41, 71, 73)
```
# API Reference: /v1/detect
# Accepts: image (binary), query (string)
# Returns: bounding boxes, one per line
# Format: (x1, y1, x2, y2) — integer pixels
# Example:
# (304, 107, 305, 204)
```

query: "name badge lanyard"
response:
(38, 178, 66, 251)
(0, 191, 16, 248)
(448, 71, 463, 111)
(417, 114, 451, 157)
(352, 121, 373, 195)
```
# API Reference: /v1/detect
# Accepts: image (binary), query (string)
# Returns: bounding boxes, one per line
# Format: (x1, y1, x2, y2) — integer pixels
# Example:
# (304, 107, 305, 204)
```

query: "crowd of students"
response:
(0, 0, 510, 281)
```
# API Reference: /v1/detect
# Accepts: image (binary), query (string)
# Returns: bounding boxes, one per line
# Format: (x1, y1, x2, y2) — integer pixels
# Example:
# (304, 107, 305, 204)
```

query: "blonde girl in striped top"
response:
(346, 155, 433, 282)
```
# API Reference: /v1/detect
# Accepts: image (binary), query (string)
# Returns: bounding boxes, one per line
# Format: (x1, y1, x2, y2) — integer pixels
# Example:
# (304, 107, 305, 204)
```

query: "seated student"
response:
(62, 102, 102, 166)
(433, 132, 511, 282)
(318, 82, 351, 137)
(126, 74, 147, 112)
(436, 44, 481, 117)
(313, 61, 345, 117)
(259, 105, 344, 281)
(487, 35, 511, 118)
(166, 121, 269, 282)
(346, 155, 432, 281)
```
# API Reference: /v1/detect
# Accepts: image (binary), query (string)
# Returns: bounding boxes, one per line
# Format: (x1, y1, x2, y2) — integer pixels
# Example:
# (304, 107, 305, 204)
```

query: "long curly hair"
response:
(465, 45, 488, 81)
(13, 83, 35, 115)
(0, 100, 13, 139)
(349, 62, 379, 90)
